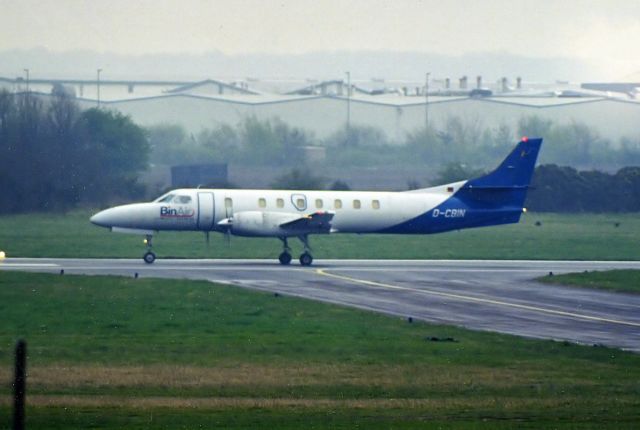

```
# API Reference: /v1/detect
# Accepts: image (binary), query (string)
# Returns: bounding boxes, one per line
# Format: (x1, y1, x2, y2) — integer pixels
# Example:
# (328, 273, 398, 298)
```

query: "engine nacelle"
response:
(231, 211, 300, 236)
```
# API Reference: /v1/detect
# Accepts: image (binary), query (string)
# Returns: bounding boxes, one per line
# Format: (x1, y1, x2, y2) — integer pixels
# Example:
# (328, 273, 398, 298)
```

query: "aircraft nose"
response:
(90, 203, 156, 229)
(90, 208, 115, 227)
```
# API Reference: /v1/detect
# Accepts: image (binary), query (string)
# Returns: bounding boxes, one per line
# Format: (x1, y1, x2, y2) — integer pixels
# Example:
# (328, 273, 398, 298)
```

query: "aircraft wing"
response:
(279, 211, 335, 233)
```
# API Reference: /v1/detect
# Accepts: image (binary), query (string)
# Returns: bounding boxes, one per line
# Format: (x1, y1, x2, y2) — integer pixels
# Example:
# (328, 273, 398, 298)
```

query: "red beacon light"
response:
(521, 136, 529, 142)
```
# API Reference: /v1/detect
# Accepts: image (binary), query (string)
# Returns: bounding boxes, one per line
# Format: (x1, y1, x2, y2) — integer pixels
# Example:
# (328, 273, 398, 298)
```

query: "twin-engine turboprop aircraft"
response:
(91, 137, 542, 266)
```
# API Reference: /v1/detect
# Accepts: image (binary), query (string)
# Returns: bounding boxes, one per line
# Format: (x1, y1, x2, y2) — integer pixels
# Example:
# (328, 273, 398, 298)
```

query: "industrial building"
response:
(1, 75, 639, 143)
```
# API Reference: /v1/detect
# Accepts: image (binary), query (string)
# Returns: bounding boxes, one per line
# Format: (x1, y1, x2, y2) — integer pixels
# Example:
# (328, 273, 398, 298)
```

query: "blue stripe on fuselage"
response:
(376, 194, 522, 234)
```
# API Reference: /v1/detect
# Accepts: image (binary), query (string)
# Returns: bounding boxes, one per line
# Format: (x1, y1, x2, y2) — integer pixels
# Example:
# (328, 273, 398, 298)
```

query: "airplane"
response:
(90, 137, 542, 266)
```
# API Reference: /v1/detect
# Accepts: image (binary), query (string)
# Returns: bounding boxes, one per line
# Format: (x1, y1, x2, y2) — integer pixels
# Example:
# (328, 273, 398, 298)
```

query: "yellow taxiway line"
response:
(315, 269, 640, 328)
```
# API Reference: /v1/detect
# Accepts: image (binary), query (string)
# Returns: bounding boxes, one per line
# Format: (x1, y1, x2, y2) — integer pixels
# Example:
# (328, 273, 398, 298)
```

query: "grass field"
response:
(539, 269, 640, 294)
(1, 272, 640, 429)
(1, 210, 639, 260)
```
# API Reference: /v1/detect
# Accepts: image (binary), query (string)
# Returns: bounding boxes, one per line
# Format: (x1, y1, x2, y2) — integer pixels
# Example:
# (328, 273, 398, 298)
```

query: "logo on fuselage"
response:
(432, 208, 466, 218)
(160, 206, 195, 218)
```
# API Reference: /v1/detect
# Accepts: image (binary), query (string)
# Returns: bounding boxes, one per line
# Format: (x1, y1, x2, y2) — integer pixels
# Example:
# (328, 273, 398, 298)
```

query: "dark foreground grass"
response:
(539, 269, 640, 294)
(0, 210, 639, 260)
(0, 272, 639, 429)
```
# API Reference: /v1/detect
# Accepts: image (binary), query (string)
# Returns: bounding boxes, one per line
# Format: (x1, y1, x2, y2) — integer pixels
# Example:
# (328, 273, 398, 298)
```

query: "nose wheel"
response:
(143, 251, 156, 264)
(143, 235, 156, 264)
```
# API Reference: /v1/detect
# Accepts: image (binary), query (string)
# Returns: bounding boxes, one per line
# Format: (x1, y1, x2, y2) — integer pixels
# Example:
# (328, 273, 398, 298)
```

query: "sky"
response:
(1, 0, 639, 79)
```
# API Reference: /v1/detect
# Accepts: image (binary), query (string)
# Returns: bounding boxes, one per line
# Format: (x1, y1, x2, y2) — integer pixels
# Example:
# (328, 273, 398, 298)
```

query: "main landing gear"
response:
(143, 234, 156, 264)
(278, 235, 313, 266)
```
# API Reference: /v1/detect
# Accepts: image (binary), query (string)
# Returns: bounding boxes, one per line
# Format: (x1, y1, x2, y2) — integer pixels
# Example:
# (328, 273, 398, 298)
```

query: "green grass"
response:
(0, 210, 638, 260)
(539, 269, 640, 294)
(1, 272, 639, 429)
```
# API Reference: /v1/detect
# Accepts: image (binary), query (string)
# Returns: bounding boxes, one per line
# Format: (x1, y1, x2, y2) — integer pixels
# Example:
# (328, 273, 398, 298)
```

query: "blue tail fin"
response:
(459, 137, 543, 208)
(466, 137, 543, 189)
(376, 138, 542, 234)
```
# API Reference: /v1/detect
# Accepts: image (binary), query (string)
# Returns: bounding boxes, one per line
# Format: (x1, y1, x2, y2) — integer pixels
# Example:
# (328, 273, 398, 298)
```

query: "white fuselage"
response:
(90, 181, 468, 237)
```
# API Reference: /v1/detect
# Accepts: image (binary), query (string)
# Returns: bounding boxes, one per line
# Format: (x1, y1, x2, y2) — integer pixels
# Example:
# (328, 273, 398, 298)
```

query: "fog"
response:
(1, 0, 640, 80)
(0, 48, 604, 82)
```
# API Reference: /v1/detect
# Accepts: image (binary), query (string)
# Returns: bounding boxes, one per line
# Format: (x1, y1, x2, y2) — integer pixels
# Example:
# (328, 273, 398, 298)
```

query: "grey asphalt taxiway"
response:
(2, 258, 640, 352)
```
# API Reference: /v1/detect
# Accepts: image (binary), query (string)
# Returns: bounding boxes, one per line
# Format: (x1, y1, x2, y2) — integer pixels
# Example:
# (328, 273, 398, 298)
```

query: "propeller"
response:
(216, 202, 233, 247)
(226, 205, 233, 247)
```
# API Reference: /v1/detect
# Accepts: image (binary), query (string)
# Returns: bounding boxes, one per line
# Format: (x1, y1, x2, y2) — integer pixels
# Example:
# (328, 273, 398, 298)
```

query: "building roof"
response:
(165, 79, 258, 95)
(3, 75, 638, 107)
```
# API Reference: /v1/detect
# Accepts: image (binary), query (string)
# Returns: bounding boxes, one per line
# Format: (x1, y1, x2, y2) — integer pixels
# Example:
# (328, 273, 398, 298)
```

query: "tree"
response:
(271, 168, 325, 190)
(80, 108, 149, 205)
(432, 163, 485, 186)
(0, 91, 149, 213)
(326, 124, 389, 147)
(329, 180, 351, 191)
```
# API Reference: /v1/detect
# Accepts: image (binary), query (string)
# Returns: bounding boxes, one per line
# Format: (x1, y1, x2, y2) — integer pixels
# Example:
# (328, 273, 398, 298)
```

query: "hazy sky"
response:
(1, 0, 639, 76)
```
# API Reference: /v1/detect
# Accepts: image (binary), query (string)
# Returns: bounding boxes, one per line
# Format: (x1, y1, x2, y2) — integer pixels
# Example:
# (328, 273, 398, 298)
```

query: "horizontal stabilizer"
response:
(465, 185, 530, 190)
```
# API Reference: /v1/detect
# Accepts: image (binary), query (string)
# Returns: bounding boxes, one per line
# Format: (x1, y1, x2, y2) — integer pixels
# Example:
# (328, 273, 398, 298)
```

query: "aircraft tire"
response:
(143, 251, 156, 264)
(299, 252, 313, 266)
(278, 252, 292, 265)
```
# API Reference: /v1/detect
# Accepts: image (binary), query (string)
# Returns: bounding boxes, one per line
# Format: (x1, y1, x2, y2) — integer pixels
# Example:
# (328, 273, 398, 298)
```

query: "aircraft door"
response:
(197, 192, 215, 230)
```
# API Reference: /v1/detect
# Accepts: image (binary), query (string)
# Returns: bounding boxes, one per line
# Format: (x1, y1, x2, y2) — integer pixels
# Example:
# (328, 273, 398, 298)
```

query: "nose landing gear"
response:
(143, 235, 156, 264)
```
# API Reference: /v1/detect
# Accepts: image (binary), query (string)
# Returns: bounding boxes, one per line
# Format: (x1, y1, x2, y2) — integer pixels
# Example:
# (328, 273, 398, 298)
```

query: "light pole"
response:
(97, 68, 103, 108)
(23, 68, 29, 92)
(345, 71, 351, 143)
(425, 72, 430, 132)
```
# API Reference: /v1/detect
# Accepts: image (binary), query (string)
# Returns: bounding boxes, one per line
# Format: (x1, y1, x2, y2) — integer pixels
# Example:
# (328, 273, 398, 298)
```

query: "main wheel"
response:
(299, 252, 313, 266)
(278, 251, 292, 265)
(143, 251, 156, 264)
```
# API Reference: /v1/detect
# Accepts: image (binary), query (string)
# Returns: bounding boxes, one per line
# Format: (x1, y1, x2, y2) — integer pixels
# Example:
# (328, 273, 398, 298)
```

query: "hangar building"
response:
(1, 75, 638, 143)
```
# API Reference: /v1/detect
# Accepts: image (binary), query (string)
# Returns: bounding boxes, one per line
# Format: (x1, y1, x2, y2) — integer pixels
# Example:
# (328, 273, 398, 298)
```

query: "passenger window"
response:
(225, 197, 233, 208)
(276, 198, 284, 208)
(353, 199, 361, 209)
(372, 200, 380, 209)
(297, 198, 305, 208)
(258, 198, 266, 208)
(334, 199, 342, 209)
(315, 199, 323, 209)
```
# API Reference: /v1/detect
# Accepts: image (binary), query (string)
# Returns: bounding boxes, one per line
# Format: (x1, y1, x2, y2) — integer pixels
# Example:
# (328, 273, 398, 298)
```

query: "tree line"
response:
(0, 89, 148, 213)
(526, 164, 640, 213)
(2, 91, 640, 214)
(147, 116, 640, 171)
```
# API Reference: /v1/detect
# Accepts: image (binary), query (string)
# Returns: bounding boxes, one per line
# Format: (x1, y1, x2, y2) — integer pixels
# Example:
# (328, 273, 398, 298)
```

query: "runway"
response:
(2, 258, 640, 352)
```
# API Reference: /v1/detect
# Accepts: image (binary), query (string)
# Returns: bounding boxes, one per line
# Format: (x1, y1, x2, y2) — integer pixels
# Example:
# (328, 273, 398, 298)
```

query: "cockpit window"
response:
(156, 193, 175, 203)
(174, 195, 192, 204)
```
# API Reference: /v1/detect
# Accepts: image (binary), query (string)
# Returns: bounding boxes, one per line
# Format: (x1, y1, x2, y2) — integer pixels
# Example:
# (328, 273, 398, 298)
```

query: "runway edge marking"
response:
(315, 269, 640, 328)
